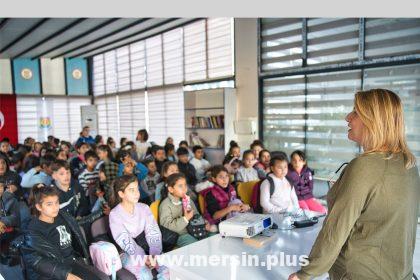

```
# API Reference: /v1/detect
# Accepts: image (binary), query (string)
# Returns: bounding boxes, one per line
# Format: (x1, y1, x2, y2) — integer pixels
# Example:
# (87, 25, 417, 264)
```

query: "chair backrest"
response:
(91, 216, 110, 239)
(150, 200, 160, 222)
(237, 180, 260, 205)
(198, 194, 205, 214)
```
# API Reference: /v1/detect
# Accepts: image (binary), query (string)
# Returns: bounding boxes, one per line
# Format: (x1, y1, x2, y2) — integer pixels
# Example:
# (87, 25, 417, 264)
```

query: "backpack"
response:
(250, 175, 295, 214)
(89, 241, 122, 279)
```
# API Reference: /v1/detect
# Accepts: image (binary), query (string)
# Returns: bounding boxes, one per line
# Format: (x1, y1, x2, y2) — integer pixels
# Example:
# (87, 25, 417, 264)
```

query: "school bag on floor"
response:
(89, 241, 122, 280)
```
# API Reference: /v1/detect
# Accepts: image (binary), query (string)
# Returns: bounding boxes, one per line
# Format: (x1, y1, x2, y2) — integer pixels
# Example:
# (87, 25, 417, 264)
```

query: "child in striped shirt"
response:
(78, 150, 100, 207)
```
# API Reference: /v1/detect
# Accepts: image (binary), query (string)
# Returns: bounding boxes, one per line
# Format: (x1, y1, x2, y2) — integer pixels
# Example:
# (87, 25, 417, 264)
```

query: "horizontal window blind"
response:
(147, 88, 166, 145)
(364, 63, 420, 164)
(16, 97, 38, 143)
(116, 46, 131, 92)
(365, 18, 420, 59)
(263, 75, 306, 157)
(146, 35, 163, 87)
(184, 20, 207, 82)
(305, 71, 361, 178)
(163, 28, 183, 85)
(147, 85, 184, 145)
(17, 97, 90, 143)
(95, 95, 119, 141)
(307, 18, 359, 65)
(260, 18, 303, 71)
(118, 91, 146, 140)
(93, 55, 105, 96)
(130, 41, 146, 90)
(104, 50, 117, 94)
(207, 18, 234, 78)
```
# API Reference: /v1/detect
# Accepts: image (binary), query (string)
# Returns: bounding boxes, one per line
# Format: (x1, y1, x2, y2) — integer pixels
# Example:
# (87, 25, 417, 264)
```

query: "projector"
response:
(219, 213, 273, 238)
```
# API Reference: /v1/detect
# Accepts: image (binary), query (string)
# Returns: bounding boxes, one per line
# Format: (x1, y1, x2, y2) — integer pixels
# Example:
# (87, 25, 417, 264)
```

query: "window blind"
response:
(104, 50, 117, 94)
(130, 41, 146, 90)
(207, 18, 234, 78)
(93, 54, 105, 96)
(365, 18, 420, 59)
(116, 46, 130, 92)
(184, 20, 207, 82)
(163, 28, 183, 85)
(260, 18, 303, 71)
(307, 18, 359, 65)
(146, 35, 163, 87)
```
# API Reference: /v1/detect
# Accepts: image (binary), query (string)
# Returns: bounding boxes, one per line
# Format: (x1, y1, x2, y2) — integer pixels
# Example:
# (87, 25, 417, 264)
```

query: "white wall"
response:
(234, 18, 260, 152)
(41, 58, 66, 95)
(0, 59, 13, 94)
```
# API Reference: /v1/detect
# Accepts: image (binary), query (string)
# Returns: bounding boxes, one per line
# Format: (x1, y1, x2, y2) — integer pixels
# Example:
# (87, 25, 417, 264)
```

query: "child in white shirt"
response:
(260, 155, 299, 214)
(189, 145, 211, 182)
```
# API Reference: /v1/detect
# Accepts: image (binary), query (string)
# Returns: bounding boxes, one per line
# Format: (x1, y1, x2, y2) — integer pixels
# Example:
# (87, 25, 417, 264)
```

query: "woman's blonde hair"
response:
(354, 88, 416, 169)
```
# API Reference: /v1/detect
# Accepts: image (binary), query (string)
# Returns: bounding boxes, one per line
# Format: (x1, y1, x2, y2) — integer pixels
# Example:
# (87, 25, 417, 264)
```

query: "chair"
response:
(237, 180, 259, 205)
(150, 200, 160, 222)
(198, 194, 205, 214)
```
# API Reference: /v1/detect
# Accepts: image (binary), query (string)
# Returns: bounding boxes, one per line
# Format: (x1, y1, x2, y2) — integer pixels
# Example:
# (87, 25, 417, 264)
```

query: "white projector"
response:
(219, 213, 273, 238)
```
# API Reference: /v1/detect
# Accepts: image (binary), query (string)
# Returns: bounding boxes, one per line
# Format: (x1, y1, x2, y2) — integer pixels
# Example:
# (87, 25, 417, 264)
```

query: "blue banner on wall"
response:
(13, 58, 41, 95)
(65, 58, 89, 96)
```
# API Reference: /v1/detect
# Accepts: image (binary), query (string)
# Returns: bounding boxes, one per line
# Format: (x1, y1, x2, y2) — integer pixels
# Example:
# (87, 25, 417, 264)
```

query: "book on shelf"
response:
(190, 115, 224, 129)
(189, 132, 210, 147)
(217, 134, 224, 148)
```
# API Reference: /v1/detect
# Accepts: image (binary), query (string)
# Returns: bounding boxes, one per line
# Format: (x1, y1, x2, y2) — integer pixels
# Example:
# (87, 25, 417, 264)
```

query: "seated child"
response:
(51, 160, 109, 227)
(78, 150, 100, 207)
(235, 150, 259, 183)
(22, 186, 108, 280)
(70, 142, 90, 179)
(140, 159, 161, 202)
(254, 149, 271, 179)
(109, 175, 168, 280)
(260, 155, 300, 214)
(189, 145, 211, 182)
(159, 173, 211, 247)
(164, 144, 176, 162)
(201, 165, 250, 226)
(0, 180, 20, 258)
(176, 148, 197, 187)
(287, 150, 326, 214)
(155, 161, 179, 202)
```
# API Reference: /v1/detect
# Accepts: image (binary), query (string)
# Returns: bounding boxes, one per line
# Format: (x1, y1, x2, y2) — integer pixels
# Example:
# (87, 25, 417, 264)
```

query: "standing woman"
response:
(289, 89, 420, 280)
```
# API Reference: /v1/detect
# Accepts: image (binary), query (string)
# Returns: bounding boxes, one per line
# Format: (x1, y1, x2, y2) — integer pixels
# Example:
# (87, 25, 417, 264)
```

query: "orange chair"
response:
(237, 180, 260, 205)
(150, 200, 160, 222)
(198, 194, 206, 215)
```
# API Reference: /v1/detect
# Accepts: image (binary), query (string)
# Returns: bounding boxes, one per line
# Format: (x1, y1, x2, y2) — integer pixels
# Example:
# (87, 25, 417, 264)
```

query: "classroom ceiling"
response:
(0, 18, 198, 59)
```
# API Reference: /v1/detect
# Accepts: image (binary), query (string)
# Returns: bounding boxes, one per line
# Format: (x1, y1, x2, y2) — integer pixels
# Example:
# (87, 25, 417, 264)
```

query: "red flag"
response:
(0, 94, 18, 145)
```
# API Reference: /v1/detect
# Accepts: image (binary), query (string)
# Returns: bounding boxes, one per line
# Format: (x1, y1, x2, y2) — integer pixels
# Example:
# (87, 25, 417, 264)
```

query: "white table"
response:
(161, 218, 328, 280)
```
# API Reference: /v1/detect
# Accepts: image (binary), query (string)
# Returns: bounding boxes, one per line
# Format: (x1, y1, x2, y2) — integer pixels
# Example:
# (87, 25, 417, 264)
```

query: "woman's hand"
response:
(288, 272, 300, 280)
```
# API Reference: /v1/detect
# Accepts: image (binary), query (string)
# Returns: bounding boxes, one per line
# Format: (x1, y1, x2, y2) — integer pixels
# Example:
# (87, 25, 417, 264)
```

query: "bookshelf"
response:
(184, 88, 237, 165)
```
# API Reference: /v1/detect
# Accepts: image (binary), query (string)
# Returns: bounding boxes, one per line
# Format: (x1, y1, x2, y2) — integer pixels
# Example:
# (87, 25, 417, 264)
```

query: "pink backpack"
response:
(89, 241, 122, 279)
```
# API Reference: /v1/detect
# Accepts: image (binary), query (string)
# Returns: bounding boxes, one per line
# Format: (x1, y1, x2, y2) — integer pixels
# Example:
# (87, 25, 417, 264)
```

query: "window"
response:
(365, 18, 420, 59)
(130, 41, 146, 90)
(163, 28, 183, 85)
(260, 17, 420, 178)
(146, 35, 163, 87)
(118, 91, 146, 140)
(93, 55, 105, 96)
(148, 85, 184, 145)
(260, 18, 303, 71)
(16, 96, 90, 143)
(364, 64, 420, 164)
(104, 50, 118, 94)
(307, 18, 359, 65)
(207, 18, 234, 78)
(116, 46, 131, 92)
(95, 95, 119, 141)
(184, 20, 207, 82)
